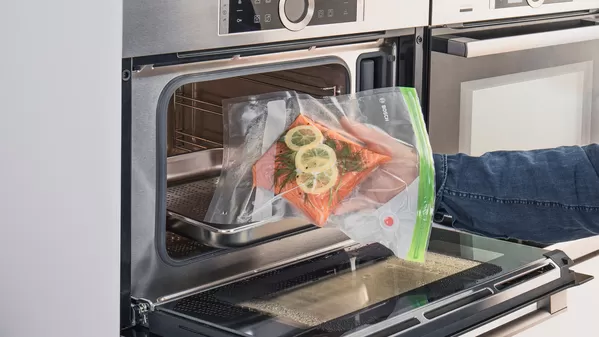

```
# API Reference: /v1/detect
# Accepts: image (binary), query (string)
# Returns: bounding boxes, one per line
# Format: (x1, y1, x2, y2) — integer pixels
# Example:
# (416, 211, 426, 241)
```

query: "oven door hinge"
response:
(130, 299, 153, 327)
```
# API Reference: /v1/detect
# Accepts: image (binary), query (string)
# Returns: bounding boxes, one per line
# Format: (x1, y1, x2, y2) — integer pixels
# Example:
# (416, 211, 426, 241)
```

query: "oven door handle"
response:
(433, 20, 599, 58)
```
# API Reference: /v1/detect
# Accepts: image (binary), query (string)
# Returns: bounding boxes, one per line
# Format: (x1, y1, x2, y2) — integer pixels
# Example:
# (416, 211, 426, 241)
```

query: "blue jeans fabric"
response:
(433, 144, 599, 244)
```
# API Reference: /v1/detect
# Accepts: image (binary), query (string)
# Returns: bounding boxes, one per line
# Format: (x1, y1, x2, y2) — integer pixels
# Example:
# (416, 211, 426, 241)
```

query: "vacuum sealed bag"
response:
(205, 87, 435, 262)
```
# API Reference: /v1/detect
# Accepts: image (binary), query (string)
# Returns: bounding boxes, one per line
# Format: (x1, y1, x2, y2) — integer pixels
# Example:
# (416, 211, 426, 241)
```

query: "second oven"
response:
(427, 11, 599, 156)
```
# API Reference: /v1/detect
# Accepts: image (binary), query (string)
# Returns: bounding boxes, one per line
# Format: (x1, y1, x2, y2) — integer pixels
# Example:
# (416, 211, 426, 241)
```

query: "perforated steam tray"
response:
(166, 152, 314, 248)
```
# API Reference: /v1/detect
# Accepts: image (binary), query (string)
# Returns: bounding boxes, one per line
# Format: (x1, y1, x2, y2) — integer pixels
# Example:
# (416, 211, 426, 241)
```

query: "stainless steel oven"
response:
(427, 0, 599, 155)
(120, 1, 591, 336)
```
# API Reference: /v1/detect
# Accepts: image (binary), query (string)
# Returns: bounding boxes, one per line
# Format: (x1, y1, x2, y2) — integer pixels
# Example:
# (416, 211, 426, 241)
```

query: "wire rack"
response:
(167, 67, 346, 156)
(239, 71, 341, 98)
(170, 86, 225, 156)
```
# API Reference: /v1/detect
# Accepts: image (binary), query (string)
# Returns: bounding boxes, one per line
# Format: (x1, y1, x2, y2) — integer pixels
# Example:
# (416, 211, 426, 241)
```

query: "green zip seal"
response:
(400, 87, 435, 263)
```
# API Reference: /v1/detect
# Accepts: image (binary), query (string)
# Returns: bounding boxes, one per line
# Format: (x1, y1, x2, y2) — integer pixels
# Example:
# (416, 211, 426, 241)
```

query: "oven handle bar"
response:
(458, 292, 563, 337)
(459, 271, 593, 337)
(433, 20, 599, 58)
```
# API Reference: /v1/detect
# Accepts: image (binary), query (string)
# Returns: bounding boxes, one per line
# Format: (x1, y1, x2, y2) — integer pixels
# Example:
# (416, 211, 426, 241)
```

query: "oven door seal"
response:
(152, 56, 353, 267)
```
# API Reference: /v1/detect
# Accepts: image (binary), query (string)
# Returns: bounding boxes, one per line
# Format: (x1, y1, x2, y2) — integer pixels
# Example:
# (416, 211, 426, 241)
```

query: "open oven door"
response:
(145, 227, 591, 337)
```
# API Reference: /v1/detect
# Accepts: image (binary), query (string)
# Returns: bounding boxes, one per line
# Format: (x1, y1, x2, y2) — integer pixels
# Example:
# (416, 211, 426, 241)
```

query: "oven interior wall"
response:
(167, 65, 348, 157)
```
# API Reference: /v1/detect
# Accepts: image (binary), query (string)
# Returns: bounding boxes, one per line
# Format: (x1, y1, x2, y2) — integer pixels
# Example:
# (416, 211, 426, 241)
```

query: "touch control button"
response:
(279, 0, 315, 31)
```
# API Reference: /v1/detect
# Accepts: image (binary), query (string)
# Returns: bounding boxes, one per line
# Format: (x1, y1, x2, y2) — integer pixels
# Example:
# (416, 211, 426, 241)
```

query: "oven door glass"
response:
(155, 227, 554, 336)
(428, 14, 599, 156)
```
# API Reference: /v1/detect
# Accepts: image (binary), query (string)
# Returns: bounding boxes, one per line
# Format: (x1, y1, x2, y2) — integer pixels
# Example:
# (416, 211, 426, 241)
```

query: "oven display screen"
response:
(222, 0, 359, 34)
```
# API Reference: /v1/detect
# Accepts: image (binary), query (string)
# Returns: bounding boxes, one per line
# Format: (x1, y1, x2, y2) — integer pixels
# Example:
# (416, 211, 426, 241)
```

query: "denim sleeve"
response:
(434, 144, 599, 244)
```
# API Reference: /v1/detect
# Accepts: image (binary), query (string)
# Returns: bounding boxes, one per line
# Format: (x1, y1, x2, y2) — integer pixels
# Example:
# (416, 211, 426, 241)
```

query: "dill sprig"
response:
(272, 133, 364, 200)
(324, 137, 365, 207)
(273, 142, 297, 192)
(324, 138, 364, 175)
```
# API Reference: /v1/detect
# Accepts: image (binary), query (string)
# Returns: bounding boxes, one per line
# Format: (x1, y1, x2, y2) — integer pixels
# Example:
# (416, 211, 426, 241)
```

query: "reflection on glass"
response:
(231, 253, 480, 327)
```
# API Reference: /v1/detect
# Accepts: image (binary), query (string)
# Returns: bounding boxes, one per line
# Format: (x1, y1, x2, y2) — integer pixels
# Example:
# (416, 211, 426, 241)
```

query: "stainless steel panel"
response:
(130, 41, 389, 302)
(431, 0, 599, 26)
(434, 24, 599, 58)
(463, 290, 569, 336)
(169, 215, 314, 248)
(428, 36, 599, 154)
(167, 149, 223, 184)
(123, 0, 428, 57)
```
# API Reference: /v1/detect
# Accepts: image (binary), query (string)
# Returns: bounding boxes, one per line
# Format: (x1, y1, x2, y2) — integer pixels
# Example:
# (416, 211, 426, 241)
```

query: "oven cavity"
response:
(163, 64, 348, 261)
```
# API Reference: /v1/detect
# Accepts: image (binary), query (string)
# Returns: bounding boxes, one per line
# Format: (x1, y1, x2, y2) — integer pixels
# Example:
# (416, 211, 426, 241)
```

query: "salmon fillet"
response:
(252, 115, 391, 226)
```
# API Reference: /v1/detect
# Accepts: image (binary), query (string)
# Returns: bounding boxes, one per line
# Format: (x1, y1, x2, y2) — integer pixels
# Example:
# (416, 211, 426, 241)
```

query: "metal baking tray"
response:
(166, 150, 315, 248)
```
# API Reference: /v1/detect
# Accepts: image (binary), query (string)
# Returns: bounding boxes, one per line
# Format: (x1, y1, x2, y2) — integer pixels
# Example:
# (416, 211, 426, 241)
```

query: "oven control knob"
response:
(527, 0, 545, 8)
(279, 0, 315, 31)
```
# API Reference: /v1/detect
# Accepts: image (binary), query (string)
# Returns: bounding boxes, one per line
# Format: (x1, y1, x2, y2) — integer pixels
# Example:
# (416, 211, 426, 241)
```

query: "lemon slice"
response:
(296, 167, 339, 195)
(295, 144, 337, 173)
(284, 125, 323, 151)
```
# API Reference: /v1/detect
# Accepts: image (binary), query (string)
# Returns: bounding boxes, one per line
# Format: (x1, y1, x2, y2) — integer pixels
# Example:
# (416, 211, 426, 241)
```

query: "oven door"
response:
(146, 227, 589, 337)
(427, 13, 599, 156)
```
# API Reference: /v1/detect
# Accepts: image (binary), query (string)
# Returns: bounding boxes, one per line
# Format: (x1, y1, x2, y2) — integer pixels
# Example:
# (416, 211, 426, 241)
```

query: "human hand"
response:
(334, 118, 419, 214)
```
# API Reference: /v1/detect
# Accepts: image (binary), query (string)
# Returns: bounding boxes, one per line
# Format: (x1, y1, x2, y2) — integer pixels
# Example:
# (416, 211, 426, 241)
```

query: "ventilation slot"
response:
(495, 264, 555, 291)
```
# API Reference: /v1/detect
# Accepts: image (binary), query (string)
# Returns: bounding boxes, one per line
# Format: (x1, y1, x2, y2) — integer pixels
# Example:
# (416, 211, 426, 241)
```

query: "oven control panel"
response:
(494, 0, 572, 9)
(220, 0, 359, 34)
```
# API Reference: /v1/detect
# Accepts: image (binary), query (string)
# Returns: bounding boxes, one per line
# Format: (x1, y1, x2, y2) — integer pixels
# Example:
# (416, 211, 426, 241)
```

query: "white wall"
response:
(0, 1, 122, 337)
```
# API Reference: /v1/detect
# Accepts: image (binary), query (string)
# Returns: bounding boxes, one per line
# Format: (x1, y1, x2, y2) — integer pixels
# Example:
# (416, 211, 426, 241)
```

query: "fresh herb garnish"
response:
(324, 138, 364, 175)
(273, 142, 297, 192)
(273, 132, 364, 196)
(324, 138, 337, 151)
